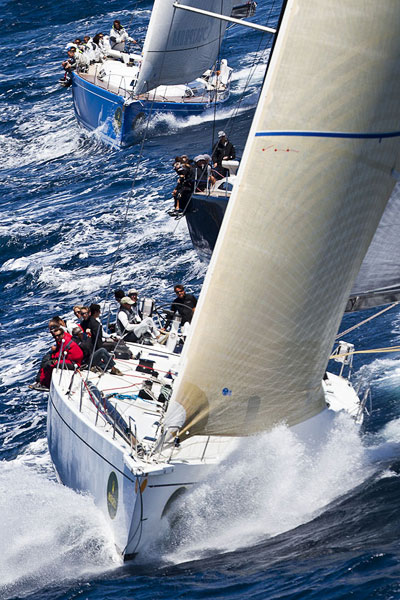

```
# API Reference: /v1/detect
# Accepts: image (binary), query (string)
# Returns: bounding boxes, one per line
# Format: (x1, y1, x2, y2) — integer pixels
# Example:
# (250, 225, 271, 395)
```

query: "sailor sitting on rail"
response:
(39, 327, 83, 389)
(109, 19, 137, 52)
(116, 296, 159, 343)
(59, 47, 77, 86)
(193, 154, 216, 192)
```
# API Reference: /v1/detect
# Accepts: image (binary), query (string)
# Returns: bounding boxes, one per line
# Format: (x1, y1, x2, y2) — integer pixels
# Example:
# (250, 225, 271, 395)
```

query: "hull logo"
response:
(107, 471, 118, 519)
(114, 107, 123, 132)
(135, 477, 148, 494)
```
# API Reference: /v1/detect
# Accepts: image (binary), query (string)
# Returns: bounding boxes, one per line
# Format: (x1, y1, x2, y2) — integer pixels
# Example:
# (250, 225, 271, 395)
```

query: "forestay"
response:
(134, 0, 234, 95)
(166, 0, 400, 438)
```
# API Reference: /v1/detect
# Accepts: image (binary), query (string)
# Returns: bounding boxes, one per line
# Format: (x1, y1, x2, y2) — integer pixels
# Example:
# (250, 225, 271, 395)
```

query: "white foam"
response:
(0, 461, 121, 600)
(355, 356, 400, 388)
(153, 413, 373, 564)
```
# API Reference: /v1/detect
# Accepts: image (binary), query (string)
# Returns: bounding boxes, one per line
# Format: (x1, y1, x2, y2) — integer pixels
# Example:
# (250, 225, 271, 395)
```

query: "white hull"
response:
(47, 339, 362, 559)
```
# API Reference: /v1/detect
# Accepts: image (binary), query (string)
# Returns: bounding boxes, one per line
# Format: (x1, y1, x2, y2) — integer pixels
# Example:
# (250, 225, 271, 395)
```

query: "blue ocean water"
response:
(1, 1, 400, 598)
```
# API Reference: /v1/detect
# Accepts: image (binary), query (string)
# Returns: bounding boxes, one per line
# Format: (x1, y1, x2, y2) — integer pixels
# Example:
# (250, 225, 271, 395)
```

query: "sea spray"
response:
(0, 461, 121, 600)
(150, 412, 373, 564)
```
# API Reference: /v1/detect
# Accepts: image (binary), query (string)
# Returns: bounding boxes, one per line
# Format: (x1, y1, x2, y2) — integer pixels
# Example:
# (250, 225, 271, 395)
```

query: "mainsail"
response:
(346, 182, 400, 311)
(134, 0, 234, 95)
(167, 0, 400, 438)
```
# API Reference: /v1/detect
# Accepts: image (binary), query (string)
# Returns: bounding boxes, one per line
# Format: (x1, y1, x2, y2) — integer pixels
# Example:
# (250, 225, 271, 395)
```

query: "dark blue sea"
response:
(1, 1, 400, 598)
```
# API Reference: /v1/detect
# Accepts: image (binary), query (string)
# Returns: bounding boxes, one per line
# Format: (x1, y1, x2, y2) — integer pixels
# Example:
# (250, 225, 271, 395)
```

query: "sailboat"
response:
(70, 0, 241, 147)
(47, 0, 400, 559)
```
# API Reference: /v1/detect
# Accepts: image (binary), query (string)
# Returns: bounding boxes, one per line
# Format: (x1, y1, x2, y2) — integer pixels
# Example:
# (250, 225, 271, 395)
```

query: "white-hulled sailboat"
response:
(47, 0, 400, 559)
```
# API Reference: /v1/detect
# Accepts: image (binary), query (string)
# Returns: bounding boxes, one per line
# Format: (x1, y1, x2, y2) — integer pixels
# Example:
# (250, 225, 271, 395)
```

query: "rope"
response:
(336, 302, 399, 339)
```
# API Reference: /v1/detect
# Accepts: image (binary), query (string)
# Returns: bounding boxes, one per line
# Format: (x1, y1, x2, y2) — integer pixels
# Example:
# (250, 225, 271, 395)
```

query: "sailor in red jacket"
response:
(39, 327, 84, 388)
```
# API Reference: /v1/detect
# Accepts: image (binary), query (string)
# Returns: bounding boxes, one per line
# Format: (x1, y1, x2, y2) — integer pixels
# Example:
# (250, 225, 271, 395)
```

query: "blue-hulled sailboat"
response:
(70, 0, 237, 147)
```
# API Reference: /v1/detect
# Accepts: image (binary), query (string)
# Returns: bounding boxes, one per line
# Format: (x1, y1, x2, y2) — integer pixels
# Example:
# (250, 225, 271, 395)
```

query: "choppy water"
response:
(1, 1, 400, 599)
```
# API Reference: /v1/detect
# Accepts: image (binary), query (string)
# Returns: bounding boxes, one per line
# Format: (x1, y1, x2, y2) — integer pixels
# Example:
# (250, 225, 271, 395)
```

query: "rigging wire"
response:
(224, 0, 278, 138)
(172, 3, 280, 236)
(210, 0, 226, 152)
(335, 302, 400, 339)
(91, 7, 182, 373)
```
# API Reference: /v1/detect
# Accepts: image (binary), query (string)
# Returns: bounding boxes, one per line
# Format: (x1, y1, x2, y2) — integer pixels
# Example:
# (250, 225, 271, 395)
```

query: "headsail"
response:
(346, 182, 400, 311)
(167, 0, 400, 438)
(134, 0, 234, 95)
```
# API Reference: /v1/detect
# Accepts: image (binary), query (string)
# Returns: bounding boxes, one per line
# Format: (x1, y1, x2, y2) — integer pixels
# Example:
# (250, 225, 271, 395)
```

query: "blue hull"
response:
(185, 193, 228, 261)
(71, 73, 213, 147)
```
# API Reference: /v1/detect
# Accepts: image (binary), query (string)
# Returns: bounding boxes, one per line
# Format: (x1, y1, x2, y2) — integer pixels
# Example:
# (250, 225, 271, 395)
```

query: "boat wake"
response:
(0, 458, 121, 600)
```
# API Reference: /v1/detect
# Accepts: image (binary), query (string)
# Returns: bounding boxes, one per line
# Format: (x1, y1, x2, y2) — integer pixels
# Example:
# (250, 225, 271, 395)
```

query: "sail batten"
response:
(166, 0, 400, 438)
(135, 0, 234, 95)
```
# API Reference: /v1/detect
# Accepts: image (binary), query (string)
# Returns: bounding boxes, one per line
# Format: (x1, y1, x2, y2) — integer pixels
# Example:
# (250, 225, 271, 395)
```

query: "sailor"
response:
(212, 131, 236, 178)
(193, 154, 215, 192)
(90, 303, 113, 343)
(71, 327, 122, 375)
(169, 284, 197, 326)
(92, 33, 108, 60)
(71, 326, 92, 365)
(116, 297, 159, 343)
(66, 305, 84, 334)
(171, 164, 194, 215)
(60, 47, 77, 86)
(82, 34, 98, 63)
(109, 19, 137, 52)
(30, 318, 67, 390)
(80, 305, 103, 351)
(37, 327, 83, 389)
(127, 289, 142, 321)
(96, 33, 111, 56)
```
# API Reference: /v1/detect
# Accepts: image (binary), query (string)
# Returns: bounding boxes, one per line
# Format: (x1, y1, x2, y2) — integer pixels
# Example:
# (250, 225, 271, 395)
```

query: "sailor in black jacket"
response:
(212, 131, 236, 177)
(170, 284, 197, 326)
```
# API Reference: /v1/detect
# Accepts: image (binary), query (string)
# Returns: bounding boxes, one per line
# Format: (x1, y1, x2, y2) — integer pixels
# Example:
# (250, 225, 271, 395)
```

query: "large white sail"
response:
(167, 0, 400, 437)
(135, 0, 234, 95)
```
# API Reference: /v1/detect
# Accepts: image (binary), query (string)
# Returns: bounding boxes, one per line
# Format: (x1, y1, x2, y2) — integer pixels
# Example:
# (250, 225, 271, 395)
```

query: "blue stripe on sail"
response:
(255, 130, 400, 139)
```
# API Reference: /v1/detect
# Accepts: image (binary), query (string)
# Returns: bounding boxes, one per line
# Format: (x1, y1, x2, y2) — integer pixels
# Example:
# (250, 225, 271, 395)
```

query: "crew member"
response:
(38, 327, 83, 388)
(169, 284, 197, 326)
(212, 131, 236, 178)
(116, 297, 158, 342)
(109, 19, 137, 51)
